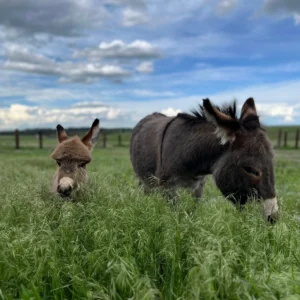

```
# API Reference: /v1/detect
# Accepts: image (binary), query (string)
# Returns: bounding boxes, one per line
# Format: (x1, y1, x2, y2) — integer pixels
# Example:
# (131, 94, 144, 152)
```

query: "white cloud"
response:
(255, 103, 295, 122)
(3, 60, 130, 83)
(5, 45, 55, 65)
(74, 40, 161, 60)
(136, 61, 153, 73)
(122, 8, 148, 27)
(0, 102, 133, 130)
(161, 107, 182, 116)
(1, 41, 162, 82)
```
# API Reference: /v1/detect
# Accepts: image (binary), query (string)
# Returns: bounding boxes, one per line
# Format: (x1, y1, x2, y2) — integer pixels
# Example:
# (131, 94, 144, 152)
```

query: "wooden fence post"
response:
(295, 129, 299, 149)
(284, 132, 288, 148)
(103, 133, 107, 148)
(118, 134, 122, 147)
(277, 129, 282, 149)
(15, 129, 20, 149)
(38, 131, 43, 149)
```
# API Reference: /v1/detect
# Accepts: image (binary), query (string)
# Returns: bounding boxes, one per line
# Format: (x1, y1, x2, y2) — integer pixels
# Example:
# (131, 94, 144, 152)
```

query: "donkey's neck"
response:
(158, 119, 229, 180)
(192, 130, 229, 175)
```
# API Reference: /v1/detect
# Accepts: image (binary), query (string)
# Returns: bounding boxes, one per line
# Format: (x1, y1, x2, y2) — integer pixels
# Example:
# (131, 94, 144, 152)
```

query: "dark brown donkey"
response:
(51, 119, 100, 198)
(130, 98, 278, 222)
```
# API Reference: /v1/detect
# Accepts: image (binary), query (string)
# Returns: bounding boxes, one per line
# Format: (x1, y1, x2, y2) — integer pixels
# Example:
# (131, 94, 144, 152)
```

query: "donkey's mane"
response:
(177, 101, 262, 131)
(177, 101, 237, 124)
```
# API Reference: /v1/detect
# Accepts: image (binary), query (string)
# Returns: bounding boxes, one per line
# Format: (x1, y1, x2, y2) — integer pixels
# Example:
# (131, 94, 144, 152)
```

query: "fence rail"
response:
(274, 128, 300, 149)
(0, 130, 131, 150)
(0, 128, 299, 150)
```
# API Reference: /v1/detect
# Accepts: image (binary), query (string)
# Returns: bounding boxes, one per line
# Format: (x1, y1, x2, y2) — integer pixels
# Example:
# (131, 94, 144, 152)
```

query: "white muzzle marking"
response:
(59, 177, 74, 191)
(264, 197, 278, 221)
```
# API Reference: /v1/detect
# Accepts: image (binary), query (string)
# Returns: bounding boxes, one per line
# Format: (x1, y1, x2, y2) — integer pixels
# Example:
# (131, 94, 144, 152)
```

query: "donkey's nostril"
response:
(65, 186, 72, 195)
(57, 177, 74, 198)
(57, 185, 72, 197)
(267, 215, 276, 224)
(267, 211, 279, 224)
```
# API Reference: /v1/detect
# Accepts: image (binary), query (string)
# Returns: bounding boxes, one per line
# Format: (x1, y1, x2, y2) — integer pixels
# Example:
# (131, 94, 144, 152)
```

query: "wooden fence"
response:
(0, 131, 130, 150)
(275, 129, 300, 149)
(1, 128, 300, 150)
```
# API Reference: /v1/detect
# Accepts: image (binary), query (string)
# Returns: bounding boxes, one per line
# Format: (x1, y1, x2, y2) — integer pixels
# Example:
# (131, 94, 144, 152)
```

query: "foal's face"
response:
(204, 98, 278, 223)
(54, 138, 91, 197)
(51, 119, 100, 198)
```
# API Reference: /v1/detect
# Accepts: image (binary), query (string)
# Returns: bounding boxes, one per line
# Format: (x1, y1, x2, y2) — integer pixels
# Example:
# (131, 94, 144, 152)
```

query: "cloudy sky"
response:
(0, 0, 300, 130)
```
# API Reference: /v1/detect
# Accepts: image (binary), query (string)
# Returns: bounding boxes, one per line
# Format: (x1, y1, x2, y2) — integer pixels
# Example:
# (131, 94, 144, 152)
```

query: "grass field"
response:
(1, 147, 300, 299)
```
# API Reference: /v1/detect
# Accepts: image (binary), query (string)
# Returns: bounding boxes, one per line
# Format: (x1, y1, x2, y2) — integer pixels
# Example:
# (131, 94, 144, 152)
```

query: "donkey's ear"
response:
(239, 98, 260, 130)
(203, 98, 240, 144)
(57, 124, 69, 143)
(82, 119, 100, 150)
(240, 97, 257, 120)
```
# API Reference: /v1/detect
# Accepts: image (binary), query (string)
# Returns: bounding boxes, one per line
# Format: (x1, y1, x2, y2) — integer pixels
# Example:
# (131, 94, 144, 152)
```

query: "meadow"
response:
(0, 145, 300, 299)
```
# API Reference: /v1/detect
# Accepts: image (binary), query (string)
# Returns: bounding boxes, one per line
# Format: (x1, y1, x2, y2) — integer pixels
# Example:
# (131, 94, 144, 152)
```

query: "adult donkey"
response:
(130, 98, 278, 223)
(51, 119, 100, 198)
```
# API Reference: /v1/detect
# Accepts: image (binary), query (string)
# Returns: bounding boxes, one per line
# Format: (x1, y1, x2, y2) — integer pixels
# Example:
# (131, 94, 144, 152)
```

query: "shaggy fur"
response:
(51, 119, 100, 197)
(51, 137, 91, 162)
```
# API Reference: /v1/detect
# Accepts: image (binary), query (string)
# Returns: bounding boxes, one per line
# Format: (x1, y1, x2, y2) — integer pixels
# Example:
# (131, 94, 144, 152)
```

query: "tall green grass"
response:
(0, 148, 300, 299)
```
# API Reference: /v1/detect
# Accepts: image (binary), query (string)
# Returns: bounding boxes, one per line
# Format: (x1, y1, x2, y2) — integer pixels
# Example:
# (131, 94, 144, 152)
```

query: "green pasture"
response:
(0, 136, 300, 298)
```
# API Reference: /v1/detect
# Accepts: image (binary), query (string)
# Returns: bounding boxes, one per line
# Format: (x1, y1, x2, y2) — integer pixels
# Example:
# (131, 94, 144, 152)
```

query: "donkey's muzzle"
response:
(57, 185, 72, 197)
(57, 177, 74, 198)
(264, 197, 279, 224)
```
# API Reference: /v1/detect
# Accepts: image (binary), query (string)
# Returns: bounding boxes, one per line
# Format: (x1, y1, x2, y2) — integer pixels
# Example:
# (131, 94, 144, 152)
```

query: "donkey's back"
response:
(130, 112, 173, 184)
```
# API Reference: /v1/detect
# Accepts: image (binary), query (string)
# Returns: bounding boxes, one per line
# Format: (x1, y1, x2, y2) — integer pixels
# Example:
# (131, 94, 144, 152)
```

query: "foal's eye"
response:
(78, 163, 86, 168)
(242, 166, 261, 178)
(56, 161, 61, 167)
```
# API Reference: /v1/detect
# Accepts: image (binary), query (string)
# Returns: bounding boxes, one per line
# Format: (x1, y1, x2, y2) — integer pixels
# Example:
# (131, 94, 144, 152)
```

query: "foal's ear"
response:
(82, 119, 100, 150)
(203, 98, 240, 144)
(56, 124, 69, 143)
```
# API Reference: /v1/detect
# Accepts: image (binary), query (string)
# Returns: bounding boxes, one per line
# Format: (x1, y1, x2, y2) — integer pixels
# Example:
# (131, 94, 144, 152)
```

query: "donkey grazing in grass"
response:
(51, 119, 100, 198)
(130, 98, 278, 223)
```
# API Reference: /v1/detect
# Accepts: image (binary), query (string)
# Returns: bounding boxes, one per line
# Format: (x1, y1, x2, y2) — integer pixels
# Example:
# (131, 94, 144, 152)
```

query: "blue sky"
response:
(0, 0, 300, 130)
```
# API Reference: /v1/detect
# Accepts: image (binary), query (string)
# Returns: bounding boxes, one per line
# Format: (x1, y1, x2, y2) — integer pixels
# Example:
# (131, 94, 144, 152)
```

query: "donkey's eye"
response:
(242, 166, 261, 178)
(56, 161, 61, 167)
(78, 163, 86, 168)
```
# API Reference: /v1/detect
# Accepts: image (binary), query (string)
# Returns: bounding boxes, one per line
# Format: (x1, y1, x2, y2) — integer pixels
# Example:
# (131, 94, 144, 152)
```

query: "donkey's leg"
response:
(192, 176, 206, 202)
(136, 177, 151, 195)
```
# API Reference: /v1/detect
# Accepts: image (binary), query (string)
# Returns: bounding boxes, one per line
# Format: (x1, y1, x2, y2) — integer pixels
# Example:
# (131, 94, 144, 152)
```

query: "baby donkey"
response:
(51, 119, 100, 198)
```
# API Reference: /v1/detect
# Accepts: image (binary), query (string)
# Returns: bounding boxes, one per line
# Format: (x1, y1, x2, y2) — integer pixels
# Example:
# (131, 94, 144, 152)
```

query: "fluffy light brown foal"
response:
(51, 119, 100, 198)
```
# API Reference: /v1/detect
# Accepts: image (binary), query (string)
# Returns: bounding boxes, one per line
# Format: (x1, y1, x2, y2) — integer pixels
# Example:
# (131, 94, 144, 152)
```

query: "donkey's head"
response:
(51, 119, 100, 198)
(203, 98, 278, 223)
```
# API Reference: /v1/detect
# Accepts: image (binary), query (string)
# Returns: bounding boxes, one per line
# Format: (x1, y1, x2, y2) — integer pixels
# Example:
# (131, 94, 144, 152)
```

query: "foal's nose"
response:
(57, 184, 72, 197)
(57, 177, 74, 198)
